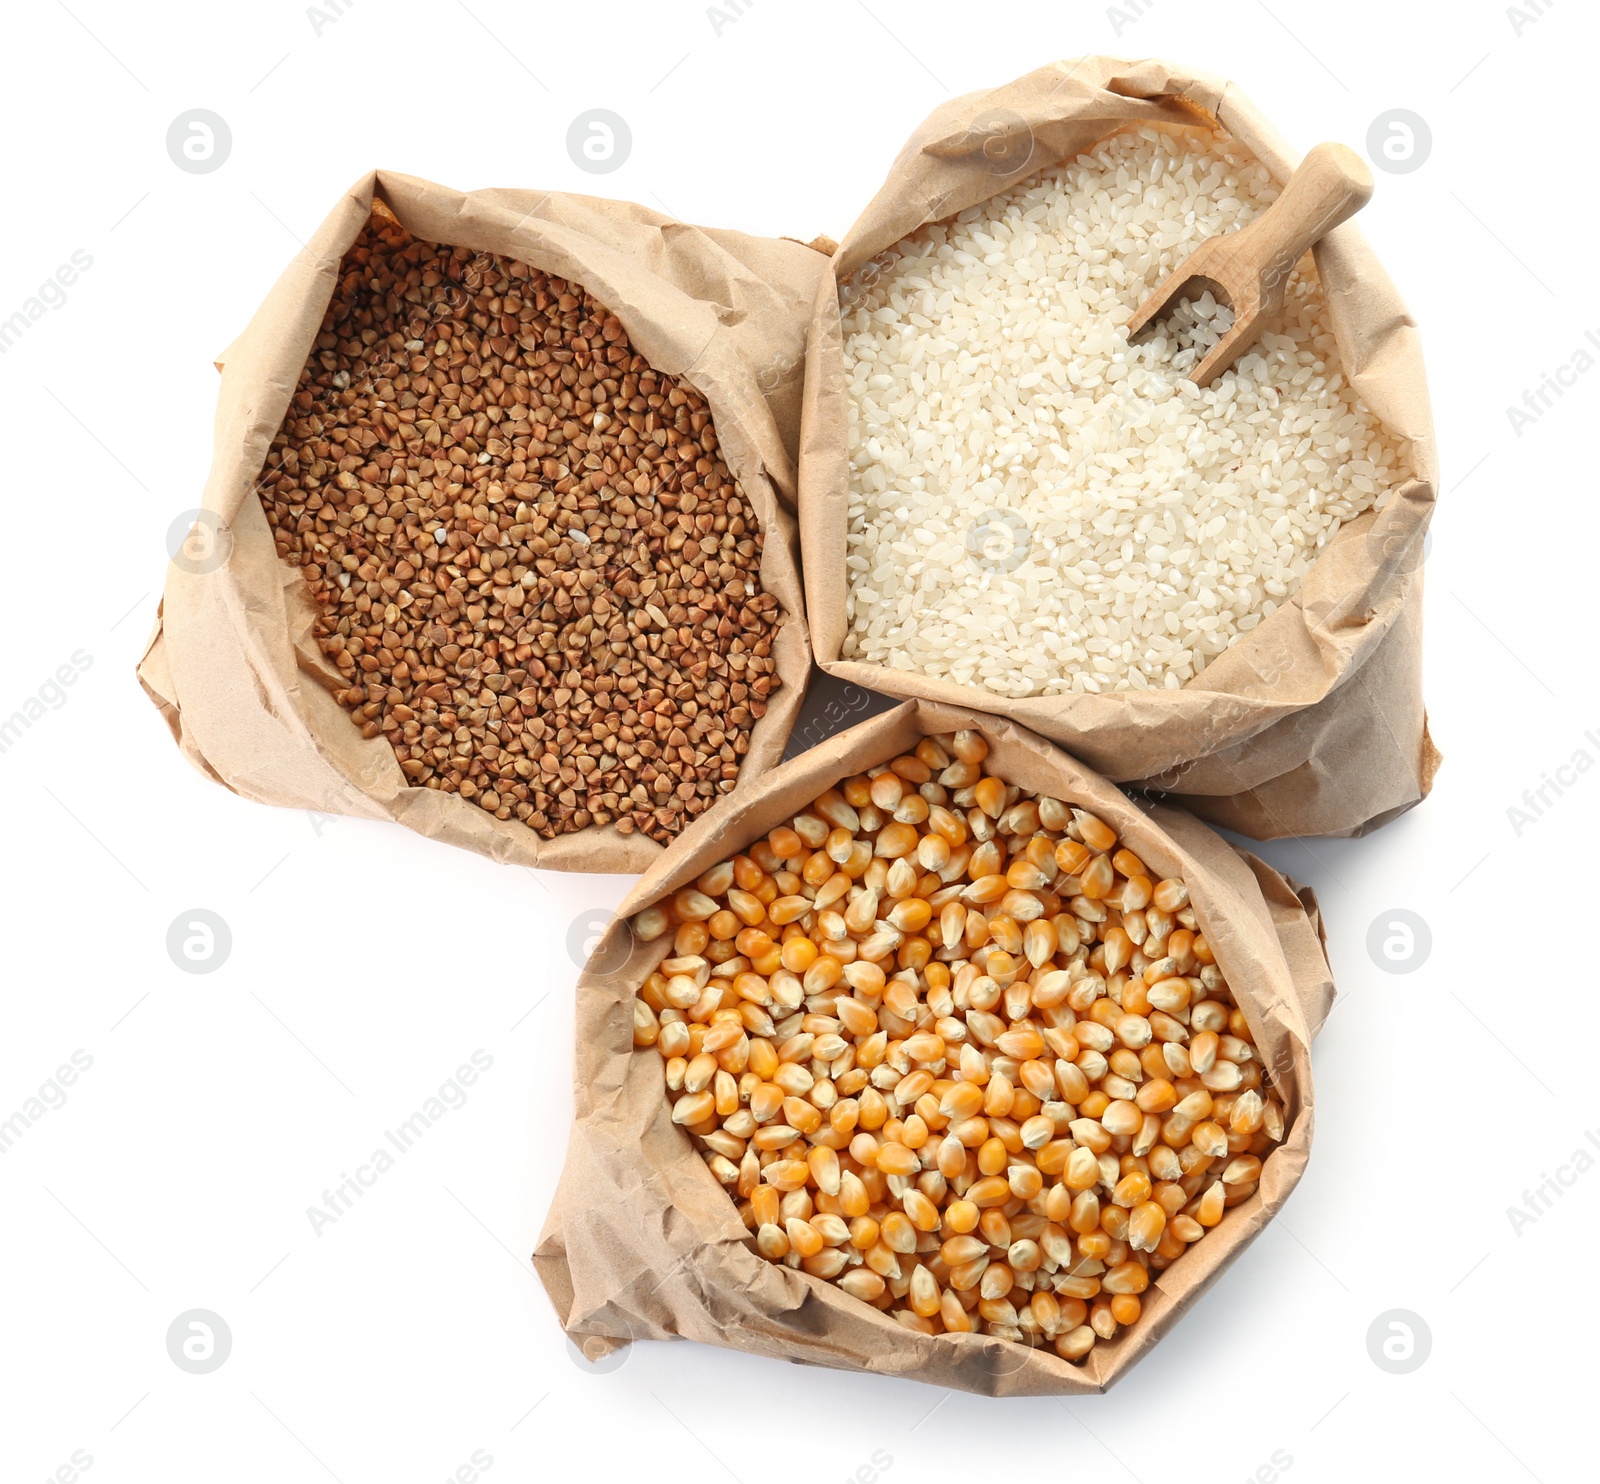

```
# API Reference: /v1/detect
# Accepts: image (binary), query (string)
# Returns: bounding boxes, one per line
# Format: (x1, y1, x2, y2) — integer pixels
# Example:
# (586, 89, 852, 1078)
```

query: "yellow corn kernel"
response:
(977, 1138, 1009, 1177)
(1222, 1154, 1262, 1185)
(940, 1288, 975, 1332)
(945, 1198, 980, 1234)
(806, 1145, 841, 1195)
(1128, 1200, 1167, 1253)
(907, 1265, 942, 1318)
(1112, 1170, 1152, 1208)
(838, 1268, 886, 1304)
(903, 1189, 941, 1232)
(1055, 1325, 1096, 1362)
(1152, 878, 1189, 912)
(1195, 1181, 1226, 1226)
(762, 1159, 810, 1191)
(785, 1217, 823, 1258)
(1008, 1164, 1044, 1200)
(1101, 1260, 1149, 1296)
(880, 1212, 917, 1254)
(973, 776, 1006, 819)
(756, 1223, 789, 1260)
(1077, 1230, 1111, 1260)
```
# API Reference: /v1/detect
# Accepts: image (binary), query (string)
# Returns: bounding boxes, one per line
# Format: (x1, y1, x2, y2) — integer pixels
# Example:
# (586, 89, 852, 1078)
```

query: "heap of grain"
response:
(630, 729, 1283, 1360)
(840, 126, 1409, 697)
(259, 213, 784, 844)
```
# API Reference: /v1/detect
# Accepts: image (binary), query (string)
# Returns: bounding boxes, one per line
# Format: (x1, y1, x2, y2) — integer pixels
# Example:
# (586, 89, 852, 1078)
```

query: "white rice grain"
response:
(839, 126, 1409, 696)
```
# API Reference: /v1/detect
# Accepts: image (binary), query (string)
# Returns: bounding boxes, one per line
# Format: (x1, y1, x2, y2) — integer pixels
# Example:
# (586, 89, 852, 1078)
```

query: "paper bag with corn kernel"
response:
(534, 700, 1334, 1395)
(798, 56, 1440, 840)
(138, 170, 829, 872)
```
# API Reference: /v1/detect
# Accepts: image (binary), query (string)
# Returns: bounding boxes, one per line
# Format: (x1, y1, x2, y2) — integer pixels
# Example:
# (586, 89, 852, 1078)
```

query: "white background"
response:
(0, 2, 1589, 1481)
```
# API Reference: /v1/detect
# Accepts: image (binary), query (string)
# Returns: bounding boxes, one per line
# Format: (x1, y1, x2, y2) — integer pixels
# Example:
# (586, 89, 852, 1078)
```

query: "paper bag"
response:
(534, 700, 1334, 1395)
(139, 172, 830, 871)
(798, 57, 1440, 839)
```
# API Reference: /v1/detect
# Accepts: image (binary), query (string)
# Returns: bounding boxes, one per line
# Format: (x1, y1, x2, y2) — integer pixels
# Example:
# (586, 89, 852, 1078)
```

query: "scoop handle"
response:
(1246, 142, 1374, 292)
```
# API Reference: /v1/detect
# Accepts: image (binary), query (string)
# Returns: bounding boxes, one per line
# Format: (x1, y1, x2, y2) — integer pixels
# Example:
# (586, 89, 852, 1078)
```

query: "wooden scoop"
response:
(1125, 142, 1374, 388)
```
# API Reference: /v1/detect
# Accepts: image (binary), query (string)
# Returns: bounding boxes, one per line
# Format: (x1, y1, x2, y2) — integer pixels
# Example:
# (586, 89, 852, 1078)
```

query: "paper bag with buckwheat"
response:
(139, 171, 830, 871)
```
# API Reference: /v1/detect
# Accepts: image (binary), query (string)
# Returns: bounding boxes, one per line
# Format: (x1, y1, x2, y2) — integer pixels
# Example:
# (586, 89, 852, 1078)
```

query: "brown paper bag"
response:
(138, 172, 831, 872)
(799, 57, 1440, 840)
(534, 700, 1334, 1395)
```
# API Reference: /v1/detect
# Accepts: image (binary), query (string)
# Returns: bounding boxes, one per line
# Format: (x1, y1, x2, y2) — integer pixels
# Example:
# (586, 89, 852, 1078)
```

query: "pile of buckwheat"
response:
(258, 212, 784, 843)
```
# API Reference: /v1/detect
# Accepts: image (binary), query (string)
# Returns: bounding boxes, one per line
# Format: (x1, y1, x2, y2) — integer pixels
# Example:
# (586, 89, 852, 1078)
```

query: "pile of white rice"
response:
(839, 125, 1409, 695)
